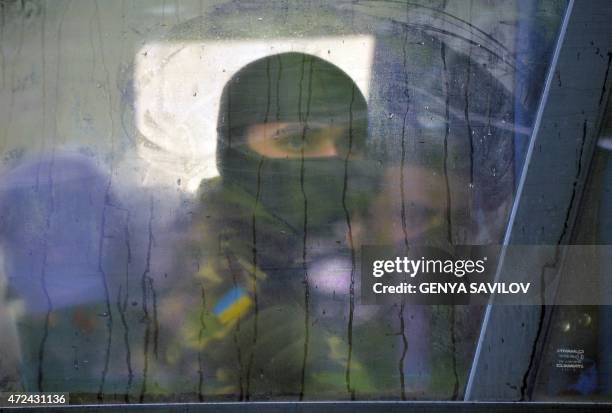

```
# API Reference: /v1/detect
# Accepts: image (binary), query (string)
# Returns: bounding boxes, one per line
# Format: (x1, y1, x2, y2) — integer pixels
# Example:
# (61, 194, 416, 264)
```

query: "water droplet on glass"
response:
(581, 313, 592, 326)
(561, 321, 571, 332)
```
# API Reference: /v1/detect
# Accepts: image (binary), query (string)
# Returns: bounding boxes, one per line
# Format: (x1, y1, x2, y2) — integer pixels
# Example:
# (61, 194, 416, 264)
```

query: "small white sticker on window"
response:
(555, 348, 585, 369)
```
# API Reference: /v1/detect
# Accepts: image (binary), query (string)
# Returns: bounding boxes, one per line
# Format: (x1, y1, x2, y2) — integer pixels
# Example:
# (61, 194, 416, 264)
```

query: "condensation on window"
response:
(532, 94, 612, 401)
(0, 0, 566, 403)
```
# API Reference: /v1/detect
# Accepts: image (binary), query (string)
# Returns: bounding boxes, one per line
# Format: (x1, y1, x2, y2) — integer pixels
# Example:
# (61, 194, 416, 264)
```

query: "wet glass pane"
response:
(0, 0, 567, 403)
(532, 96, 612, 401)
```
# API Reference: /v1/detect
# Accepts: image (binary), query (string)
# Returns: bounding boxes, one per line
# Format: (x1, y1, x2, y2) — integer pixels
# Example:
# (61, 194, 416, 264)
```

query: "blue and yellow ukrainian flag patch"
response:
(213, 287, 252, 324)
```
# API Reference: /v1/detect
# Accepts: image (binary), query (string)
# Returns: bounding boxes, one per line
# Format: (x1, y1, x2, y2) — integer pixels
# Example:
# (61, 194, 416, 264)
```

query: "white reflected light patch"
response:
(134, 36, 375, 193)
(308, 256, 352, 295)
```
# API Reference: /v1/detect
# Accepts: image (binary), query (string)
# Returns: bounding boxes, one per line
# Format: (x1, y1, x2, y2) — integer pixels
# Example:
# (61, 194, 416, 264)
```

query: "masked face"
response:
(217, 53, 377, 244)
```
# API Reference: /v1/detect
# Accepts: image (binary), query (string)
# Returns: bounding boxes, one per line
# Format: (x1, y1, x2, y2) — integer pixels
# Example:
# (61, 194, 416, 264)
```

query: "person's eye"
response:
(247, 122, 343, 158)
(277, 131, 304, 151)
(276, 128, 331, 154)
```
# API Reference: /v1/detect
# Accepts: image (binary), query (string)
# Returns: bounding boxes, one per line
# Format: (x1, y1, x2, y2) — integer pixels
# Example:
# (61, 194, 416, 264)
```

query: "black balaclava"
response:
(216, 53, 376, 242)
